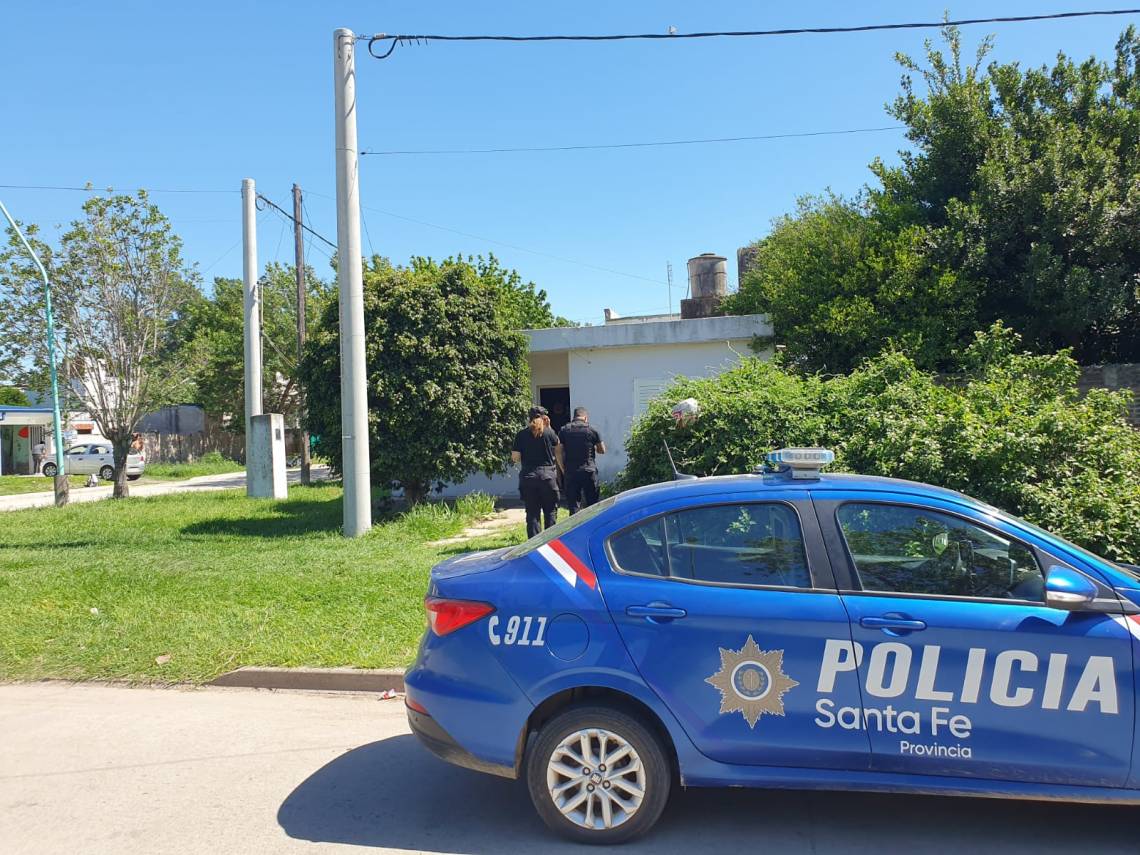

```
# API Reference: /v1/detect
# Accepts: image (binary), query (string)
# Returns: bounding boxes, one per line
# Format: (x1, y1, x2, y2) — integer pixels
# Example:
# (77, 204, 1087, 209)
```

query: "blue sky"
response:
(3, 1, 1139, 324)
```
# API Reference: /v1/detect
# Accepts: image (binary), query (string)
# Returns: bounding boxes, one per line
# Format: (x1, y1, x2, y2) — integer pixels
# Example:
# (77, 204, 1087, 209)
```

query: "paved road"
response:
(0, 466, 330, 512)
(2, 684, 1138, 854)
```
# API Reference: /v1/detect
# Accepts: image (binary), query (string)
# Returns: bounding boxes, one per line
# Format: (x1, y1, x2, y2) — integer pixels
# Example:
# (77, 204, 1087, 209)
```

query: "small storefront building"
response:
(0, 405, 53, 476)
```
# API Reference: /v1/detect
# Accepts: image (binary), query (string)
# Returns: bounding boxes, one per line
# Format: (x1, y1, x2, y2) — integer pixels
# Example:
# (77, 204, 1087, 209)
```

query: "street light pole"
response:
(333, 28, 372, 537)
(0, 199, 68, 507)
(292, 183, 311, 486)
(241, 178, 263, 483)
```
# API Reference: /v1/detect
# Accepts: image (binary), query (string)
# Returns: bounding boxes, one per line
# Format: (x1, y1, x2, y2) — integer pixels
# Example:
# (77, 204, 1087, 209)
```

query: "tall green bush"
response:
(622, 325, 1140, 563)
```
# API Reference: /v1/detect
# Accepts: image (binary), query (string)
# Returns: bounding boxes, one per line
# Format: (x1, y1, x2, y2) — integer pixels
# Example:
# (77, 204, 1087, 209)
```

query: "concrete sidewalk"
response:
(0, 465, 330, 512)
(1, 683, 1138, 854)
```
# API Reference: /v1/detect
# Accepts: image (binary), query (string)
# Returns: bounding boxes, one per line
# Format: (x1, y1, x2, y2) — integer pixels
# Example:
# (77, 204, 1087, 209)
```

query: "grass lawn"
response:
(0, 475, 85, 496)
(0, 485, 524, 683)
(141, 453, 245, 481)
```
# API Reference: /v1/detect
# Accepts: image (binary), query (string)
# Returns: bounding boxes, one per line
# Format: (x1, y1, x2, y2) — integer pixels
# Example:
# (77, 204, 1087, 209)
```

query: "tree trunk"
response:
(53, 473, 69, 507)
(112, 435, 131, 499)
(404, 481, 428, 506)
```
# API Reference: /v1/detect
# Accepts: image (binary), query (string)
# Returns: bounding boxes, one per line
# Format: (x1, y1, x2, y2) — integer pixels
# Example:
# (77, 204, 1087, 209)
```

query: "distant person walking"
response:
(559, 407, 605, 514)
(512, 406, 563, 538)
(32, 440, 46, 474)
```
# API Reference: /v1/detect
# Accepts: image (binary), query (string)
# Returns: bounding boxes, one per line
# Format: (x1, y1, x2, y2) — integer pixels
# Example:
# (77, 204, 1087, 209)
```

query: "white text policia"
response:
(815, 638, 1120, 719)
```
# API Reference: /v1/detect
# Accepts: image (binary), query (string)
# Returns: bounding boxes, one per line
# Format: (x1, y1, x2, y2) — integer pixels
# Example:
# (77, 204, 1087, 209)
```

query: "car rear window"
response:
(503, 495, 618, 559)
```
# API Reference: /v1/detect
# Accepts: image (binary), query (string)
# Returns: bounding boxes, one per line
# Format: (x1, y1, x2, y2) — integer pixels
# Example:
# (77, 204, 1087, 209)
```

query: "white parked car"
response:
(41, 443, 145, 481)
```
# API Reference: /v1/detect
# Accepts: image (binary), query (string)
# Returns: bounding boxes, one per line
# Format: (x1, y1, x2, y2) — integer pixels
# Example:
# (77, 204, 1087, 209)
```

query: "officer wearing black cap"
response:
(511, 405, 563, 537)
(558, 407, 606, 513)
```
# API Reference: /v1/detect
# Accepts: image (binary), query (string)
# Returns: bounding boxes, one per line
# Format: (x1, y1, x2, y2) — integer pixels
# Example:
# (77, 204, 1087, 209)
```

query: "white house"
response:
(447, 309, 771, 496)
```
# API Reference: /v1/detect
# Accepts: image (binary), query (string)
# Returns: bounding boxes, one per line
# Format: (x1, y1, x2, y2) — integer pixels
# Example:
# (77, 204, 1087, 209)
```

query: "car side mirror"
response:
(1044, 566, 1098, 611)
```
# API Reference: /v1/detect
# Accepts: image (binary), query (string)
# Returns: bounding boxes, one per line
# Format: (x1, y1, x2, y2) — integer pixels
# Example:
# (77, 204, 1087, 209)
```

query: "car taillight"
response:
(425, 597, 494, 637)
(405, 696, 429, 715)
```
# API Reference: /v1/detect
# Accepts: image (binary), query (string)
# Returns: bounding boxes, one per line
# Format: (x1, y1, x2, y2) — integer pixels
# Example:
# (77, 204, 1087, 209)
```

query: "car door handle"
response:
(626, 604, 687, 622)
(860, 616, 927, 631)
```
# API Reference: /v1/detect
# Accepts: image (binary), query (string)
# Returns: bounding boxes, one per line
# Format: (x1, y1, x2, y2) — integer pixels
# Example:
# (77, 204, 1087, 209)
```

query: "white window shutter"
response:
(633, 378, 669, 416)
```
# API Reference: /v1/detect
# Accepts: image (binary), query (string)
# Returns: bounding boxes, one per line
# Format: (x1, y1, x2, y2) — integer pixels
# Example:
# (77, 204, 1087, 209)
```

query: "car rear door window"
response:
(608, 502, 812, 588)
(836, 503, 1044, 600)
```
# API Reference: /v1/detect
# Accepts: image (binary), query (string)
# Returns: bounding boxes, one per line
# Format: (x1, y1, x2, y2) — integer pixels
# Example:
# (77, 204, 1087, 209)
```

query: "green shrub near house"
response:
(622, 324, 1140, 563)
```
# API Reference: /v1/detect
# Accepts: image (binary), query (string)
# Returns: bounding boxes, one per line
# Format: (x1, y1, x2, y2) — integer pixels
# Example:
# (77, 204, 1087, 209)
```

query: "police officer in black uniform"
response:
(512, 406, 563, 538)
(558, 406, 606, 514)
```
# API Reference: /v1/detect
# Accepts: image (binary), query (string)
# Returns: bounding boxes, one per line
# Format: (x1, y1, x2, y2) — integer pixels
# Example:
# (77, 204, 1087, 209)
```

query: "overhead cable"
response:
(0, 183, 234, 194)
(361, 125, 904, 156)
(255, 194, 337, 250)
(365, 8, 1140, 58)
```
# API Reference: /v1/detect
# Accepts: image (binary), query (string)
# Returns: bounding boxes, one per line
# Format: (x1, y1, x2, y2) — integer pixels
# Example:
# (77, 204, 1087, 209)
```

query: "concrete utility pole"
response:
(334, 28, 372, 537)
(292, 183, 311, 486)
(241, 178, 263, 481)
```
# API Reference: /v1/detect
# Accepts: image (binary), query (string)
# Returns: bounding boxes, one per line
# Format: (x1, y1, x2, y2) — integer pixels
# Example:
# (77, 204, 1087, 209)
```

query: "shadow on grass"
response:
(178, 491, 414, 540)
(0, 540, 101, 550)
(181, 498, 346, 539)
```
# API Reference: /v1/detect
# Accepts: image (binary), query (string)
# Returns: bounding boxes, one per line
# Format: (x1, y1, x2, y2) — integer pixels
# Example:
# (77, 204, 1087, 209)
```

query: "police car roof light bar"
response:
(766, 447, 835, 480)
(663, 440, 699, 481)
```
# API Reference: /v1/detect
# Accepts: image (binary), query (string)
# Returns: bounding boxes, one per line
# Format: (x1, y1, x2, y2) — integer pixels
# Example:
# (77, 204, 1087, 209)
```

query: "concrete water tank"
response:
(681, 253, 728, 319)
(686, 253, 728, 298)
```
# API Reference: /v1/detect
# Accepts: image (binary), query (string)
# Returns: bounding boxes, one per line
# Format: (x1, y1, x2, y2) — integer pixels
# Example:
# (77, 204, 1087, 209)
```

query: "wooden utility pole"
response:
(293, 183, 311, 486)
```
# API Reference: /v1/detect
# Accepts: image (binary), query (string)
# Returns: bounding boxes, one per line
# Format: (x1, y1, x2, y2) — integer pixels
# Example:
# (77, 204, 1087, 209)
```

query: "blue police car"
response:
(405, 448, 1140, 843)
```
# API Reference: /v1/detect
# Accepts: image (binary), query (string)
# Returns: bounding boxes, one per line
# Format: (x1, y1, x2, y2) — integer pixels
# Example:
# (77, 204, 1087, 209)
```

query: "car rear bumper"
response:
(406, 706, 517, 779)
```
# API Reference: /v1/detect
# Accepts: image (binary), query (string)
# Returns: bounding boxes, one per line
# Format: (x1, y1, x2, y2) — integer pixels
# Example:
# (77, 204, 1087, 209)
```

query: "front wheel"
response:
(42, 463, 58, 478)
(99, 465, 114, 481)
(526, 705, 671, 844)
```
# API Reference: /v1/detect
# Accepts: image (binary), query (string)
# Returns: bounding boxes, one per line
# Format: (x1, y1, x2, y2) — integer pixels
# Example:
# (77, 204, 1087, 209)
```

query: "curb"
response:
(208, 666, 404, 693)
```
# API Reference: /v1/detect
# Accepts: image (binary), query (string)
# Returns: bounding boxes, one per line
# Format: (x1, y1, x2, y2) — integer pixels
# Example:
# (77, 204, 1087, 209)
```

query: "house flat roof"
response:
(0, 405, 55, 426)
(524, 313, 771, 353)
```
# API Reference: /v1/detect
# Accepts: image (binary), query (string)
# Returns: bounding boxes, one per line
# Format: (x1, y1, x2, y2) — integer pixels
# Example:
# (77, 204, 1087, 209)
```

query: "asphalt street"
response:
(0, 466, 330, 512)
(2, 683, 1140, 854)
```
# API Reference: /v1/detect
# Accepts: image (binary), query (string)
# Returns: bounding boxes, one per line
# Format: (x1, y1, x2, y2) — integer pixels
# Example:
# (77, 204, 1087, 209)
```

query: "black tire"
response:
(526, 704, 671, 845)
(127, 474, 141, 481)
(42, 463, 58, 478)
(99, 465, 114, 481)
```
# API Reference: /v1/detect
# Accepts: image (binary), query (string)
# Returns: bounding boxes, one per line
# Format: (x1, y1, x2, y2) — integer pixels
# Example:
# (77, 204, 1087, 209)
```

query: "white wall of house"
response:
(442, 314, 770, 498)
(566, 339, 754, 481)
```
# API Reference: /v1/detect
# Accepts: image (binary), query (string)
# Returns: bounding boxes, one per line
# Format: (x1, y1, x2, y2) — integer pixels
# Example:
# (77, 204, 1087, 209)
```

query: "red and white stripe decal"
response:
(1112, 614, 1140, 641)
(537, 539, 597, 590)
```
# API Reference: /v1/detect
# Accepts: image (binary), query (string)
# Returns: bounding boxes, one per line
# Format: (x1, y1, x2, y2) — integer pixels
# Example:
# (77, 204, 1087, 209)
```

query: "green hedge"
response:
(622, 325, 1140, 563)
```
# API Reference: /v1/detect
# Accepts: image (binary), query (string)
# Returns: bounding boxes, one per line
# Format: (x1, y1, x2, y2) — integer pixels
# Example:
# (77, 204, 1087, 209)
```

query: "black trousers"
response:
(564, 468, 599, 514)
(519, 468, 559, 538)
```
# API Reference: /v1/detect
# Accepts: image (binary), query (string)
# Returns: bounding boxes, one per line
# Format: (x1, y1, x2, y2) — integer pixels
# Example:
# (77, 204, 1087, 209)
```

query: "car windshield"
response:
(503, 495, 618, 559)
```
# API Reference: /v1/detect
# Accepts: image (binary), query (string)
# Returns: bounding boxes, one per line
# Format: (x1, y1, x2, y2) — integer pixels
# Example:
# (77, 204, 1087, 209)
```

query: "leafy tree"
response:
(622, 325, 1140, 563)
(300, 256, 531, 503)
(729, 25, 1140, 370)
(0, 386, 30, 406)
(181, 263, 333, 432)
(0, 222, 59, 396)
(448, 253, 573, 330)
(0, 193, 198, 497)
(723, 194, 974, 372)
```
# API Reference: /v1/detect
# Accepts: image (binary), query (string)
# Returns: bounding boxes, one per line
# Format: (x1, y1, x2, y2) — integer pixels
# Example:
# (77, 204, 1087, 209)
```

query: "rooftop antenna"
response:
(663, 440, 698, 481)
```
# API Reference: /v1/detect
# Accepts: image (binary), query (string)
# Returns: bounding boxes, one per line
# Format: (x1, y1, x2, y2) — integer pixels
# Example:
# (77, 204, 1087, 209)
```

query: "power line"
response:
(305, 189, 665, 284)
(354, 199, 667, 285)
(254, 193, 337, 250)
(365, 8, 1140, 58)
(0, 183, 234, 194)
(361, 125, 903, 156)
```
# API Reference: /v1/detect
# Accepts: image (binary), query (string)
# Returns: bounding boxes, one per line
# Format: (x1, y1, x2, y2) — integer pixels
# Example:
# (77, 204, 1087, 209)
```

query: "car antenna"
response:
(663, 440, 698, 481)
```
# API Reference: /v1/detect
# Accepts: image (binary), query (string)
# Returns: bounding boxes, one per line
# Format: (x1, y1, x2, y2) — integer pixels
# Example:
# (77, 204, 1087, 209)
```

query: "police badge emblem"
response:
(706, 635, 799, 728)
